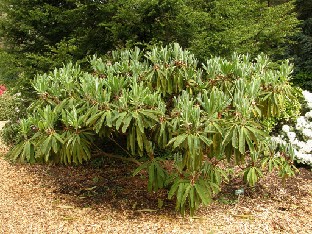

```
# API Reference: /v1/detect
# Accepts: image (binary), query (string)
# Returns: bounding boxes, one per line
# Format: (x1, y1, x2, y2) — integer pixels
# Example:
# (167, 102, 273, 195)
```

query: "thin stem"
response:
(94, 151, 141, 166)
(109, 135, 133, 158)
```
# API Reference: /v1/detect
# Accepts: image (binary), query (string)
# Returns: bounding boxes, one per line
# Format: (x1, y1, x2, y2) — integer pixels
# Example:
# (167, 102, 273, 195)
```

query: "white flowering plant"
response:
(273, 90, 312, 168)
(0, 87, 28, 146)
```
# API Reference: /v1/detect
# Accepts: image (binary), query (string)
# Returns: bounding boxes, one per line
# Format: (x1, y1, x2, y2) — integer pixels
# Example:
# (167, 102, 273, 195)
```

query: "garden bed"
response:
(0, 141, 311, 233)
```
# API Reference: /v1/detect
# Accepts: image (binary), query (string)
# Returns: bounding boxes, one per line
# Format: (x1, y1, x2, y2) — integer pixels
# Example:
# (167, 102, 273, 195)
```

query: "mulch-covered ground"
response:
(0, 121, 311, 233)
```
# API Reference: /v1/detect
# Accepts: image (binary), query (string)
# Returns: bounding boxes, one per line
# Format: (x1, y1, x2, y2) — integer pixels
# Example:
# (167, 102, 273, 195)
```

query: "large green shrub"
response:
(6, 44, 299, 215)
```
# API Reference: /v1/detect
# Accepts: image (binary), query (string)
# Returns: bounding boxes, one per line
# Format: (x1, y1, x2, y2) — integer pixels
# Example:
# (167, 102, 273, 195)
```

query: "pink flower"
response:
(0, 84, 6, 96)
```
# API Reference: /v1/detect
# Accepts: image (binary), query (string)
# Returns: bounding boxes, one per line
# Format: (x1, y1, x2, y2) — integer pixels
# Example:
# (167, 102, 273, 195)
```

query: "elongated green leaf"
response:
(222, 127, 234, 147)
(133, 162, 148, 176)
(187, 136, 193, 156)
(239, 126, 245, 154)
(244, 128, 255, 153)
(194, 183, 210, 205)
(115, 112, 127, 130)
(176, 183, 186, 210)
(51, 136, 58, 154)
(189, 186, 195, 208)
(148, 164, 155, 192)
(122, 114, 132, 133)
(129, 127, 135, 155)
(199, 134, 213, 147)
(53, 132, 64, 144)
(140, 110, 160, 122)
(209, 181, 220, 194)
(168, 179, 181, 200)
(136, 126, 143, 152)
(86, 111, 103, 126)
(106, 111, 113, 127)
(41, 136, 52, 160)
(167, 134, 187, 149)
(245, 125, 266, 139)
(181, 184, 192, 208)
(24, 141, 31, 161)
(232, 126, 238, 148)
(135, 113, 145, 133)
(255, 167, 263, 178)
(156, 163, 166, 189)
(10, 142, 25, 161)
(246, 167, 255, 186)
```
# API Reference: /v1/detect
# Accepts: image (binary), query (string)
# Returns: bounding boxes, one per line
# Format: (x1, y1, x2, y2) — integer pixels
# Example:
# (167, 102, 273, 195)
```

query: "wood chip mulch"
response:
(0, 129, 311, 233)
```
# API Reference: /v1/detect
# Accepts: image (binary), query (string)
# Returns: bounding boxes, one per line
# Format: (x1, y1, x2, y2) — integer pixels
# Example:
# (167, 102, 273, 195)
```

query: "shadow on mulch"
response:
(225, 167, 311, 199)
(12, 156, 178, 218)
(6, 154, 312, 218)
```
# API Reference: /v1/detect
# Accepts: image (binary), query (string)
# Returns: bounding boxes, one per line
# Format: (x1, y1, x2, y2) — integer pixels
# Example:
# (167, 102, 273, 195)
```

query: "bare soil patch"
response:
(0, 123, 311, 233)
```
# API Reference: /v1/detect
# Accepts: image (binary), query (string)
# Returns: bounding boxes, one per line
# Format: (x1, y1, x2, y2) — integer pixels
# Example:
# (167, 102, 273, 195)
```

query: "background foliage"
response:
(290, 0, 312, 90)
(0, 0, 300, 84)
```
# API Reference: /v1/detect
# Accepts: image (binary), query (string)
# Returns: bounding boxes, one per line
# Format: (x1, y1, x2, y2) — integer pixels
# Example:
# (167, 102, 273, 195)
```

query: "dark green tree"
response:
(0, 0, 299, 84)
(105, 0, 299, 60)
(189, 0, 299, 60)
(0, 0, 115, 81)
(290, 0, 312, 90)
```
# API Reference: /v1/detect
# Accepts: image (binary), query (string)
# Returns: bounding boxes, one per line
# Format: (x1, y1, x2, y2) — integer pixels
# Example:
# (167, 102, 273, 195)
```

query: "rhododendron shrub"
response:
(5, 44, 300, 215)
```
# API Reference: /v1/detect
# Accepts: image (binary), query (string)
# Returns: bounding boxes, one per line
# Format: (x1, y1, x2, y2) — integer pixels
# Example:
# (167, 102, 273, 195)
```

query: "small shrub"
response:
(0, 121, 21, 146)
(0, 90, 16, 121)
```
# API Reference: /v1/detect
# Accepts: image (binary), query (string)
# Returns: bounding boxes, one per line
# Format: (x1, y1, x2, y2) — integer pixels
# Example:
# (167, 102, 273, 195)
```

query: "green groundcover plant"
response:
(5, 44, 300, 215)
